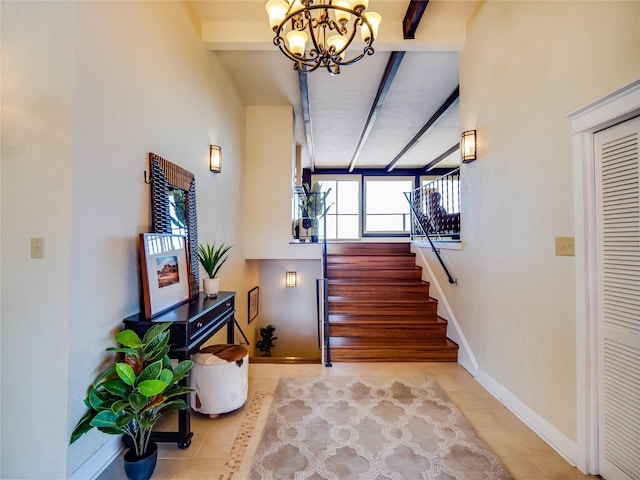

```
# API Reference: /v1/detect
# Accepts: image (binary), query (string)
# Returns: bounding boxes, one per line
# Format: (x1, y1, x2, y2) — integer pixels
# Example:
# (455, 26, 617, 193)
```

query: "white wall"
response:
(243, 105, 321, 261)
(256, 260, 323, 358)
(1, 1, 251, 478)
(421, 0, 640, 454)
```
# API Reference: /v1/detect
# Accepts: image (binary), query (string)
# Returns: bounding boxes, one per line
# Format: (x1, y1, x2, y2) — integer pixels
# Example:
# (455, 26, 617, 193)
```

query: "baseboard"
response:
(473, 368, 577, 466)
(69, 436, 124, 480)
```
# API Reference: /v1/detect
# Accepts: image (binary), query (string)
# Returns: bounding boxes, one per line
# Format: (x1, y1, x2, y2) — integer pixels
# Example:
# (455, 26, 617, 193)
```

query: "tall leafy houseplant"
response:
(70, 323, 194, 464)
(256, 324, 278, 357)
(299, 181, 333, 242)
(198, 243, 232, 298)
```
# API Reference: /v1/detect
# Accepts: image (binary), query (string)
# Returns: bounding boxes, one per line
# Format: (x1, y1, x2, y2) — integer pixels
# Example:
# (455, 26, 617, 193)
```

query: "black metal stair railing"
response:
(405, 169, 460, 285)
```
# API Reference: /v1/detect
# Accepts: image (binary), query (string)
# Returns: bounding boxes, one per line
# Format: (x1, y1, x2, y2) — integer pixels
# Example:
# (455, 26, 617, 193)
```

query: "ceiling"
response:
(188, 0, 480, 173)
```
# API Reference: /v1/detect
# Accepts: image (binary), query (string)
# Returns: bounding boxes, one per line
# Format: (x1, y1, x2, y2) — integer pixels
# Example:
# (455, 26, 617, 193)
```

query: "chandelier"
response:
(265, 0, 382, 75)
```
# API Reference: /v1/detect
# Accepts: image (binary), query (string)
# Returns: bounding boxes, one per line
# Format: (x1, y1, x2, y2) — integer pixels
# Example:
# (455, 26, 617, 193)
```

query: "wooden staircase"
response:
(326, 242, 458, 362)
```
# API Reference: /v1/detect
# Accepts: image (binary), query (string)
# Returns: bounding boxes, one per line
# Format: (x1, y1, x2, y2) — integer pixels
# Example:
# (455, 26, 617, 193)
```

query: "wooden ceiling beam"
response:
(423, 144, 459, 172)
(298, 71, 316, 172)
(385, 86, 459, 172)
(403, 1, 429, 39)
(348, 51, 405, 172)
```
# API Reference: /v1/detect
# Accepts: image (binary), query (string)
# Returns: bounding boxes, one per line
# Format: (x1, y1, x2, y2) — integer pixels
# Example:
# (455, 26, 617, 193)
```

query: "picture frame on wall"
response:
(139, 233, 191, 318)
(248, 286, 259, 323)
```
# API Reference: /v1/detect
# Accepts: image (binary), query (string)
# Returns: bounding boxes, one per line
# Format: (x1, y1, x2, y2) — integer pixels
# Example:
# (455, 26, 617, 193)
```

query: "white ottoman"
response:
(190, 344, 248, 418)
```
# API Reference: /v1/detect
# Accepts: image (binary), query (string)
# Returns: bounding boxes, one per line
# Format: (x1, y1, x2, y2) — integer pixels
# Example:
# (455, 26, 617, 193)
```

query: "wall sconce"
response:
(461, 130, 477, 163)
(210, 145, 222, 173)
(286, 271, 297, 287)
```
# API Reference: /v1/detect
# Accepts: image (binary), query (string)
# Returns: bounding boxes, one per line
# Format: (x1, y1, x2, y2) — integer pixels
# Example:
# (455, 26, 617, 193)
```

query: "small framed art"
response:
(139, 233, 191, 318)
(248, 286, 259, 323)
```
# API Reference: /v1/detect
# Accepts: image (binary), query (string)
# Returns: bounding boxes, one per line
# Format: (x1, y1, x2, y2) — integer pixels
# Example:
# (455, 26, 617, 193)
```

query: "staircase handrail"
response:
(404, 190, 457, 285)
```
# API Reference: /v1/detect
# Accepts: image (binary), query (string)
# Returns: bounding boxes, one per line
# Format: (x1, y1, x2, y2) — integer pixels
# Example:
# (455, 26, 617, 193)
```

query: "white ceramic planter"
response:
(202, 277, 220, 298)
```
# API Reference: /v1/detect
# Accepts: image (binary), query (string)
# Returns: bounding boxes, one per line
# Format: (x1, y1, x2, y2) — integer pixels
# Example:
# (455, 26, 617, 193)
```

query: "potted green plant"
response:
(256, 324, 278, 357)
(299, 181, 333, 242)
(70, 323, 194, 480)
(198, 242, 232, 298)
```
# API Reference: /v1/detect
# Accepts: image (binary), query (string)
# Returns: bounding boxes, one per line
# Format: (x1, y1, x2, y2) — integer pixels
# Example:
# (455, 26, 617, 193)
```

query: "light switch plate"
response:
(555, 236, 575, 256)
(31, 237, 44, 259)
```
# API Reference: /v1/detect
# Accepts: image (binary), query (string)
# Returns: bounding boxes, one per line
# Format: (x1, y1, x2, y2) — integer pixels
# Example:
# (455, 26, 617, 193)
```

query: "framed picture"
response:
(248, 286, 259, 323)
(139, 233, 191, 318)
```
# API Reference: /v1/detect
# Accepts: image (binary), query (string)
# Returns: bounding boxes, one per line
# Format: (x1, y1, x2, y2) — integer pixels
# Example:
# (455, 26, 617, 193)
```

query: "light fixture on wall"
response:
(210, 145, 222, 173)
(461, 130, 477, 163)
(265, 0, 382, 75)
(286, 271, 297, 287)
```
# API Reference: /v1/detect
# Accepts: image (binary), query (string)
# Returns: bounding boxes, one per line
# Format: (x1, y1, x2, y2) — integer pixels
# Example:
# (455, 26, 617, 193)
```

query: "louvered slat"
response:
(597, 125, 640, 480)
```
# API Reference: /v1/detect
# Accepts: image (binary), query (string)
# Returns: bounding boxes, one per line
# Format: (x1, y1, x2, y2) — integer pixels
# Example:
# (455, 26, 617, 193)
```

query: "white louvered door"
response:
(594, 115, 640, 480)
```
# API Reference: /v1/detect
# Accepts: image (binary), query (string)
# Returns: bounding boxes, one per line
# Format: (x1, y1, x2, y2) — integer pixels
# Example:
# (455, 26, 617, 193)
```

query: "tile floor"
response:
(97, 362, 597, 480)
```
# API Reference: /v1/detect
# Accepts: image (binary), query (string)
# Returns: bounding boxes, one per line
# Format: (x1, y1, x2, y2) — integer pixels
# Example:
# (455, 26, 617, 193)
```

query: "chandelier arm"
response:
(270, 2, 378, 74)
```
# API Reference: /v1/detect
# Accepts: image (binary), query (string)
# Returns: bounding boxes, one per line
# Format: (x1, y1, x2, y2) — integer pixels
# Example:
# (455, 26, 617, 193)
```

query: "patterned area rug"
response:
(248, 376, 512, 480)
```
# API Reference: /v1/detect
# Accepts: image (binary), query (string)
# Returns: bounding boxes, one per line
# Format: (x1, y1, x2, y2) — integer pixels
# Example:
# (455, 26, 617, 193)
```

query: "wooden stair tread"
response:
(330, 337, 458, 347)
(329, 314, 448, 325)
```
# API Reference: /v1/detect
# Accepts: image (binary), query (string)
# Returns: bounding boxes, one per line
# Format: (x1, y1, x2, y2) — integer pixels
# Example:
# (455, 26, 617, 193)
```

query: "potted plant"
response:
(256, 324, 278, 357)
(299, 181, 333, 242)
(70, 323, 194, 480)
(198, 242, 232, 298)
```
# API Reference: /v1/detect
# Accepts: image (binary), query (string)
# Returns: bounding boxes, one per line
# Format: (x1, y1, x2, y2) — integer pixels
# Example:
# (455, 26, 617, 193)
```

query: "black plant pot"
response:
(124, 442, 158, 480)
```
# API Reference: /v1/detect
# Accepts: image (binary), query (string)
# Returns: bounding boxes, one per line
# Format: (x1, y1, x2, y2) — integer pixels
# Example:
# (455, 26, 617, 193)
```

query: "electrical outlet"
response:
(555, 236, 575, 256)
(31, 237, 44, 259)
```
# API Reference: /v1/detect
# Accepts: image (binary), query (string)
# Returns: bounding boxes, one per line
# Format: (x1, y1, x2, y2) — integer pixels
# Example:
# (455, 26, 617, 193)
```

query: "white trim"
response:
(569, 76, 640, 475)
(69, 437, 124, 480)
(411, 244, 478, 372)
(413, 239, 462, 250)
(474, 368, 577, 465)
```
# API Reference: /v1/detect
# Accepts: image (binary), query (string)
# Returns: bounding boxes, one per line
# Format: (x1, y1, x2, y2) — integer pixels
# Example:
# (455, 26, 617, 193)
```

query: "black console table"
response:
(123, 291, 236, 448)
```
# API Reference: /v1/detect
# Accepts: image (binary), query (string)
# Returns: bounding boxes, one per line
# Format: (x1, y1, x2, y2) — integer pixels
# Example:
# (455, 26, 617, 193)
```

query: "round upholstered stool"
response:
(190, 344, 248, 418)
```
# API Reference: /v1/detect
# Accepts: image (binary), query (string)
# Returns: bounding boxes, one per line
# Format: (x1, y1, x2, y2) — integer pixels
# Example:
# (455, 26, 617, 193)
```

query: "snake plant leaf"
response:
(101, 379, 130, 398)
(115, 362, 136, 386)
(138, 360, 162, 383)
(138, 379, 168, 397)
(115, 329, 143, 348)
(90, 410, 119, 429)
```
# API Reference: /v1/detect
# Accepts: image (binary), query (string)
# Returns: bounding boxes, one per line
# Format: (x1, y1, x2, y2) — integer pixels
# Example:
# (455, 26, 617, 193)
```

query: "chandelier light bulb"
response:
(286, 29, 308, 56)
(265, 0, 289, 30)
(333, 0, 353, 24)
(327, 34, 348, 59)
(360, 11, 381, 42)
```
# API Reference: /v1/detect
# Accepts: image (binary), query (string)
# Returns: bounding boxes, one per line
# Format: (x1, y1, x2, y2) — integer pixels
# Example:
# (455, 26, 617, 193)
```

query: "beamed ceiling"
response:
(188, 0, 480, 174)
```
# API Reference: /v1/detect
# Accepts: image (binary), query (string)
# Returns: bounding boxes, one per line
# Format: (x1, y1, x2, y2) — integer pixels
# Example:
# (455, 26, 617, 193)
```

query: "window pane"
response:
(366, 215, 408, 232)
(337, 215, 359, 238)
(366, 180, 411, 214)
(338, 181, 359, 214)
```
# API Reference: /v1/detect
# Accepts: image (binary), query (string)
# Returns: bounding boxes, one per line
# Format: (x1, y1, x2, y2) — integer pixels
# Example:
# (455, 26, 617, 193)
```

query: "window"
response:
(364, 178, 413, 235)
(315, 177, 360, 240)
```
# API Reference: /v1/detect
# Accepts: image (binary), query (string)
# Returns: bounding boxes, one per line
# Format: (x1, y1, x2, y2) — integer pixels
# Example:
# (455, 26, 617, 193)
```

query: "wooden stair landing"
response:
(326, 242, 458, 363)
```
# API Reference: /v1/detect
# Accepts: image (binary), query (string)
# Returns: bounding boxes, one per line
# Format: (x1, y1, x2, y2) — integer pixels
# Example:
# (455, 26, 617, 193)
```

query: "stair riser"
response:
(327, 243, 411, 256)
(327, 257, 417, 268)
(329, 303, 436, 316)
(328, 288, 429, 299)
(328, 283, 429, 299)
(329, 347, 458, 362)
(328, 269, 423, 280)
(330, 325, 448, 340)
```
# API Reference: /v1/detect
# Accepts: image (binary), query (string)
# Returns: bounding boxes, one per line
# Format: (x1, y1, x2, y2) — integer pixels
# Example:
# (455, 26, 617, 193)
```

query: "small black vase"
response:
(124, 442, 158, 480)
